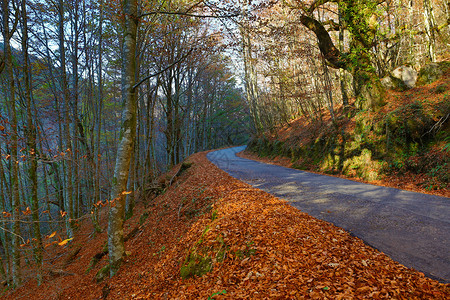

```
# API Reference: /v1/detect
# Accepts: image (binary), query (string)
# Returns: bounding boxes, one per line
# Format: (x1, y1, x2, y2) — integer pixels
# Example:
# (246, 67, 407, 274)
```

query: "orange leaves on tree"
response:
(22, 207, 32, 216)
(109, 198, 118, 207)
(47, 231, 57, 239)
(58, 238, 73, 246)
(20, 239, 31, 248)
(44, 241, 58, 248)
(44, 231, 73, 248)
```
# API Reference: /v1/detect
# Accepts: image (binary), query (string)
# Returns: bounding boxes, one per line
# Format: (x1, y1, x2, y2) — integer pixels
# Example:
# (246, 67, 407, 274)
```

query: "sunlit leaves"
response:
(58, 238, 74, 246)
(47, 231, 57, 239)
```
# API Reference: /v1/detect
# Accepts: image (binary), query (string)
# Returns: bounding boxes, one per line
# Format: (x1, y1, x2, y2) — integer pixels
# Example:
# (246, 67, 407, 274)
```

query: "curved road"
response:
(207, 146, 450, 283)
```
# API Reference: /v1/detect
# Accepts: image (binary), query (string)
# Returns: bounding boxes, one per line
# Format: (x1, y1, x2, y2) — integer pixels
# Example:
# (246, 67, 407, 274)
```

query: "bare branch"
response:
(0, 55, 4, 74)
(132, 48, 194, 90)
(307, 0, 335, 14)
(139, 10, 239, 19)
(322, 19, 341, 31)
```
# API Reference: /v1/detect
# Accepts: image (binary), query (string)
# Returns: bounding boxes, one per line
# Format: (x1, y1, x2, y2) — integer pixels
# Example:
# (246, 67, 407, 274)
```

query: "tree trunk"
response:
(2, 0, 22, 287)
(338, 5, 349, 107)
(71, 0, 80, 220)
(58, 0, 74, 237)
(0, 148, 12, 286)
(93, 0, 104, 233)
(21, 0, 43, 285)
(108, 0, 138, 277)
(241, 0, 261, 132)
(423, 0, 437, 62)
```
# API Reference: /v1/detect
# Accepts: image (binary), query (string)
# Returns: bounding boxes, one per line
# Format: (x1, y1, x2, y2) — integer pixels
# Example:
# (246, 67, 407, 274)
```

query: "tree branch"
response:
(300, 14, 346, 69)
(139, 10, 239, 19)
(322, 19, 341, 31)
(132, 48, 194, 90)
(8, 0, 20, 40)
(307, 0, 335, 14)
(0, 55, 4, 74)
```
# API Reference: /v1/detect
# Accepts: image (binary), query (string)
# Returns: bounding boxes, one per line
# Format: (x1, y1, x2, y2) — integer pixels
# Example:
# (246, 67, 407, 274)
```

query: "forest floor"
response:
(4, 151, 449, 299)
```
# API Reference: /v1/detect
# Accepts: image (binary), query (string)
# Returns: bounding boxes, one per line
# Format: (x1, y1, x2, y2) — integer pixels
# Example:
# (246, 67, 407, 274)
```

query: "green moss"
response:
(180, 229, 230, 279)
(435, 84, 447, 94)
(234, 241, 256, 259)
(180, 253, 212, 279)
(95, 264, 110, 283)
(417, 62, 450, 86)
(139, 212, 149, 225)
(342, 149, 385, 181)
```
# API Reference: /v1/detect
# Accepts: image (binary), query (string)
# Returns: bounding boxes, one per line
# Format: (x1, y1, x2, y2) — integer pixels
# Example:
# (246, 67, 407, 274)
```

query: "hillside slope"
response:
(245, 70, 450, 197)
(4, 151, 448, 299)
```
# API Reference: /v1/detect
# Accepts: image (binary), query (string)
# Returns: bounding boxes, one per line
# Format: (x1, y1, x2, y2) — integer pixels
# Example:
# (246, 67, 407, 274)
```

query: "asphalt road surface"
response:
(207, 146, 450, 283)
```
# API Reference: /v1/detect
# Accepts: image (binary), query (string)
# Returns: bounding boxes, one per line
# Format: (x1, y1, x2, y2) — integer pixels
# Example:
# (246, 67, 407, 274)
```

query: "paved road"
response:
(207, 146, 450, 283)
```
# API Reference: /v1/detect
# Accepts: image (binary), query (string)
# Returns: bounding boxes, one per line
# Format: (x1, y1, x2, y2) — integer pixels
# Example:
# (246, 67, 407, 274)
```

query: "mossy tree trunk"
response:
(299, 0, 385, 110)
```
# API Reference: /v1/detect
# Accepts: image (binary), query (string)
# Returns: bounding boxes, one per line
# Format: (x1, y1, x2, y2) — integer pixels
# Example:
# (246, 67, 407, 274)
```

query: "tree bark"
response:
(108, 0, 138, 277)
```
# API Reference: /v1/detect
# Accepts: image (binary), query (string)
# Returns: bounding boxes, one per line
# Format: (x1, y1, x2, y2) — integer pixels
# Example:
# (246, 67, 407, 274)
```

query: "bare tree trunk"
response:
(21, 0, 43, 285)
(71, 0, 80, 220)
(338, 5, 349, 107)
(108, 0, 138, 277)
(92, 0, 104, 233)
(241, 0, 261, 133)
(2, 0, 21, 287)
(0, 149, 12, 286)
(58, 0, 74, 237)
(423, 0, 437, 62)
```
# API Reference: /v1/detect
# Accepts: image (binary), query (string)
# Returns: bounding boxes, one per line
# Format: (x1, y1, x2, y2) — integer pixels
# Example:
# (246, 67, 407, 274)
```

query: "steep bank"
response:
(245, 70, 449, 197)
(5, 151, 449, 299)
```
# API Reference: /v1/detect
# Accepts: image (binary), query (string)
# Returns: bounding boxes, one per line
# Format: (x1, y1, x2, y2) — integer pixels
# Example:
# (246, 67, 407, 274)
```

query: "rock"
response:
(381, 75, 408, 91)
(416, 61, 450, 86)
(392, 65, 417, 88)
